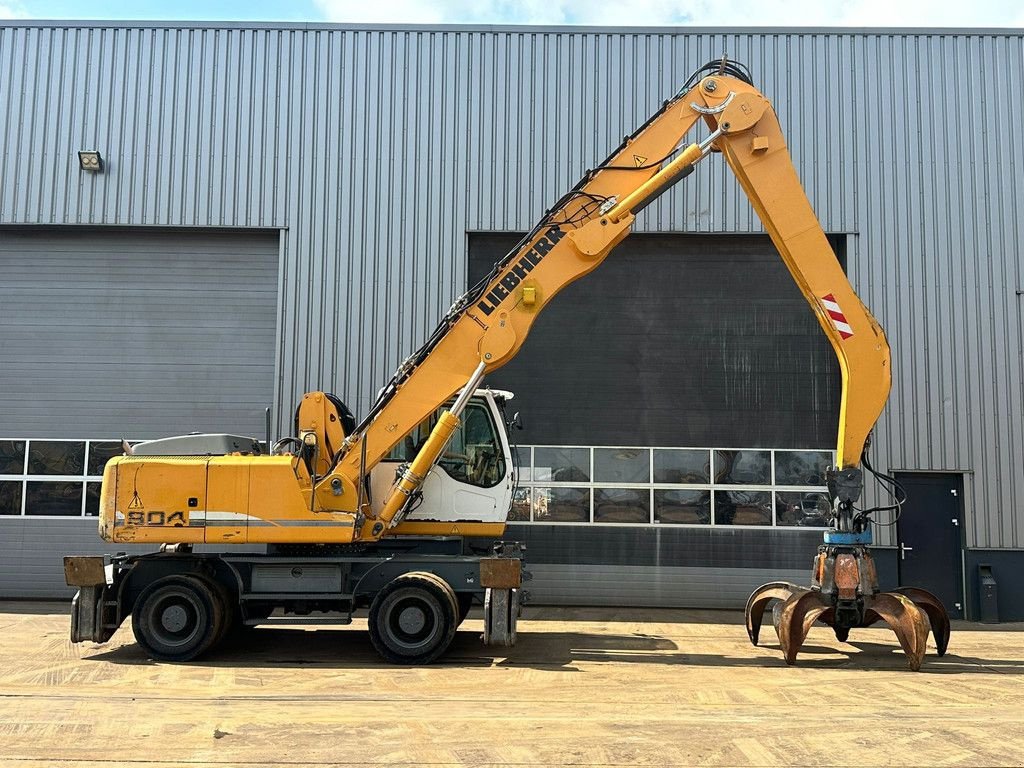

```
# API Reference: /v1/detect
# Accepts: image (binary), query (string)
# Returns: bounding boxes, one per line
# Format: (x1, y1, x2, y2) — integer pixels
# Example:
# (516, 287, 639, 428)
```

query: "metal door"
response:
(894, 472, 964, 619)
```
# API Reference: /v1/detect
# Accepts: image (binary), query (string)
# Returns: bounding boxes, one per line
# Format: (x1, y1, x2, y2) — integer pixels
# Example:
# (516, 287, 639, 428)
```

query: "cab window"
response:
(386, 402, 506, 488)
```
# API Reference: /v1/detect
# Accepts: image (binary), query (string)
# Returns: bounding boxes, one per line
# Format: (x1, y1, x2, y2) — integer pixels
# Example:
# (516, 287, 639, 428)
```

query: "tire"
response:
(368, 572, 458, 665)
(131, 575, 224, 662)
(194, 574, 236, 650)
(456, 593, 474, 626)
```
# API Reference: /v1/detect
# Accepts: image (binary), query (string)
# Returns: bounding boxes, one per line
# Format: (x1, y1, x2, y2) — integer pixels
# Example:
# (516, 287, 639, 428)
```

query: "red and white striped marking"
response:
(821, 293, 854, 339)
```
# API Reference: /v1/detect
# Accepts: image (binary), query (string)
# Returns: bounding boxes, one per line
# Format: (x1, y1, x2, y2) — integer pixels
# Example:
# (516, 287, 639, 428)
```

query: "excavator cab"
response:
(369, 388, 516, 536)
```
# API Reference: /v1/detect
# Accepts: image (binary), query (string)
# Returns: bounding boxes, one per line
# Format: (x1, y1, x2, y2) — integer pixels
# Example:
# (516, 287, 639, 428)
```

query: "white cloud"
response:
(314, 0, 1024, 27)
(0, 2, 28, 19)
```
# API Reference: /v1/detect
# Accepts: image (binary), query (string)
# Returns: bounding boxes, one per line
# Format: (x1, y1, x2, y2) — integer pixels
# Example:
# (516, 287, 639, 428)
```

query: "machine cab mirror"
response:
(508, 411, 524, 431)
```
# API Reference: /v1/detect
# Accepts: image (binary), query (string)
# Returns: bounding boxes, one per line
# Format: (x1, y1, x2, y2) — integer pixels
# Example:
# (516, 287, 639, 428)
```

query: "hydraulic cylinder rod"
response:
(373, 362, 487, 533)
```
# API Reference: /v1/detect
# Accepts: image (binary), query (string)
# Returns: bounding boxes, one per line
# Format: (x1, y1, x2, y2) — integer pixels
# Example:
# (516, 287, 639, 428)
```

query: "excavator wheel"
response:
(368, 572, 458, 665)
(456, 593, 474, 626)
(193, 574, 240, 650)
(131, 575, 225, 662)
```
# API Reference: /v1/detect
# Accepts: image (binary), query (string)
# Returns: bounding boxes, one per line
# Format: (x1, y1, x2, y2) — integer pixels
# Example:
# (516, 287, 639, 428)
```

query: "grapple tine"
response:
(773, 590, 829, 665)
(867, 592, 929, 671)
(894, 586, 951, 656)
(744, 581, 800, 646)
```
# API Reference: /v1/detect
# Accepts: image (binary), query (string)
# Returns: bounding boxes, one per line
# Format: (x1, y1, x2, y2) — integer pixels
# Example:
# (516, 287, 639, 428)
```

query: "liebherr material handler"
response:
(66, 59, 949, 669)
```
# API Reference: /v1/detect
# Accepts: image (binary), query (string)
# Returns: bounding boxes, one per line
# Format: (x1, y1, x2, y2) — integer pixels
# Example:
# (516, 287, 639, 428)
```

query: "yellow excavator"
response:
(66, 58, 948, 668)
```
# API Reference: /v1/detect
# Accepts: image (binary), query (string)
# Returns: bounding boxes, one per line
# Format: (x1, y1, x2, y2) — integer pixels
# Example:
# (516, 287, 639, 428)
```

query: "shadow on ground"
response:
(81, 622, 1024, 675)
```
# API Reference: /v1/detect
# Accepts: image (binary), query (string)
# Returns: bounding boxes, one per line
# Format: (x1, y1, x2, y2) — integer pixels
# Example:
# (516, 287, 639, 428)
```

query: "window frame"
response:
(511, 445, 833, 529)
(0, 438, 126, 519)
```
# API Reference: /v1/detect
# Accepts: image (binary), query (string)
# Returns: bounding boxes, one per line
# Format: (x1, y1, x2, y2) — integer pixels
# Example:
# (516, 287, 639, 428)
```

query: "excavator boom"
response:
(97, 60, 893, 545)
(326, 63, 890, 537)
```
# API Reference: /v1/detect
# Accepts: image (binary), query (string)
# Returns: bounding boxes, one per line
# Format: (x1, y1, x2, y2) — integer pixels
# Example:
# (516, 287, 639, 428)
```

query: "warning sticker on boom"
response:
(633, 154, 648, 166)
(821, 293, 854, 339)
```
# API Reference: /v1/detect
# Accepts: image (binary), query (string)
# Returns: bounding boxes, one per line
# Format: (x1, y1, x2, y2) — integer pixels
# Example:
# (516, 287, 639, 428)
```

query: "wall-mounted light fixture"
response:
(78, 150, 104, 172)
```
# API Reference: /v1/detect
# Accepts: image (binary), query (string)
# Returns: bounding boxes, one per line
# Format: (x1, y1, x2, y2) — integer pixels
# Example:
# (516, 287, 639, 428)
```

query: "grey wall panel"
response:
(964, 549, 1024, 622)
(525, 563, 808, 608)
(0, 23, 1022, 549)
(0, 228, 278, 438)
(509, 523, 825, 571)
(0, 519, 265, 598)
(0, 519, 155, 598)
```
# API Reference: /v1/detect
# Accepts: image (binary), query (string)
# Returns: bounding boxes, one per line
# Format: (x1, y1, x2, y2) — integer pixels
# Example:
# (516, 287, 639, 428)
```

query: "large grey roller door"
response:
(0, 228, 279, 439)
(0, 227, 278, 599)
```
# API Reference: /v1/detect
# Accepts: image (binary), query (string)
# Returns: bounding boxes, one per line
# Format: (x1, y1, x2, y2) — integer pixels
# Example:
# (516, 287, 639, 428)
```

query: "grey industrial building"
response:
(1, 21, 1021, 621)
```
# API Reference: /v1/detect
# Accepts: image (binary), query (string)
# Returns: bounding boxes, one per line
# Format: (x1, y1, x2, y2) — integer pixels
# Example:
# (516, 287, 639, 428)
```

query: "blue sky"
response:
(1, 0, 1022, 27)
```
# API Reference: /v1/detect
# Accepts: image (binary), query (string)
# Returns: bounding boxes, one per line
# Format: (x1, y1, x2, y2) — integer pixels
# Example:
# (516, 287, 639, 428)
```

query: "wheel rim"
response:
(146, 588, 204, 649)
(384, 593, 442, 652)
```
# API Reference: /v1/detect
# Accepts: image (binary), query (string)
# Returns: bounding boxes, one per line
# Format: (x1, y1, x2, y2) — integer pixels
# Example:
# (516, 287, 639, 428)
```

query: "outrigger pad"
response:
(483, 588, 519, 647)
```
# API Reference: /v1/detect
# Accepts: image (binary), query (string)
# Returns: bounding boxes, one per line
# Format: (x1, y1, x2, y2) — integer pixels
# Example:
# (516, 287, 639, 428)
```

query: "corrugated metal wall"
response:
(0, 228, 279, 438)
(0, 23, 1021, 549)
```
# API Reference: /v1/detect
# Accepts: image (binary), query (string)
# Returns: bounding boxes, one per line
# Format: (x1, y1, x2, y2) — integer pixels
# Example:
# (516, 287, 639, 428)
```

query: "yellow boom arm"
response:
(319, 67, 890, 540)
(99, 63, 890, 546)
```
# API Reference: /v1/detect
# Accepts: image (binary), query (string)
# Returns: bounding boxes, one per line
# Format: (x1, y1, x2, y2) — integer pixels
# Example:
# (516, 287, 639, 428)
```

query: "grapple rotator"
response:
(745, 466, 950, 671)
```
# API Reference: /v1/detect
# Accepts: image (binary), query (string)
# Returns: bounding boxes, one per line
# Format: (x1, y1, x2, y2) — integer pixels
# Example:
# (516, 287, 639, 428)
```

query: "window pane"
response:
(714, 490, 772, 526)
(594, 487, 649, 523)
(0, 440, 26, 475)
(28, 441, 86, 476)
(594, 448, 649, 483)
(85, 482, 102, 517)
(509, 486, 531, 521)
(714, 450, 771, 485)
(776, 491, 831, 527)
(0, 481, 22, 515)
(654, 489, 711, 524)
(442, 405, 505, 488)
(532, 486, 589, 522)
(513, 446, 531, 482)
(653, 449, 710, 484)
(88, 442, 124, 476)
(25, 481, 83, 516)
(774, 450, 831, 486)
(533, 447, 589, 483)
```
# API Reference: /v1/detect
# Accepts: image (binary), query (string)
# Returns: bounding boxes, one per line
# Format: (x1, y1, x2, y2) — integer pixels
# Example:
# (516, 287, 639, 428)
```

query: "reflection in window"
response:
(776, 491, 830, 527)
(88, 442, 124, 476)
(28, 441, 86, 476)
(533, 447, 589, 483)
(85, 482, 102, 517)
(26, 481, 83, 516)
(714, 490, 772, 525)
(0, 481, 22, 515)
(714, 450, 771, 485)
(532, 486, 590, 522)
(654, 489, 711, 524)
(653, 449, 710, 484)
(594, 487, 649, 523)
(509, 486, 530, 521)
(594, 448, 649, 484)
(774, 451, 831, 486)
(0, 440, 26, 475)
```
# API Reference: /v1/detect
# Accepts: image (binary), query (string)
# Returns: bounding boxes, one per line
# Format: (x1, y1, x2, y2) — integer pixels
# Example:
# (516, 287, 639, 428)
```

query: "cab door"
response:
(370, 394, 513, 524)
